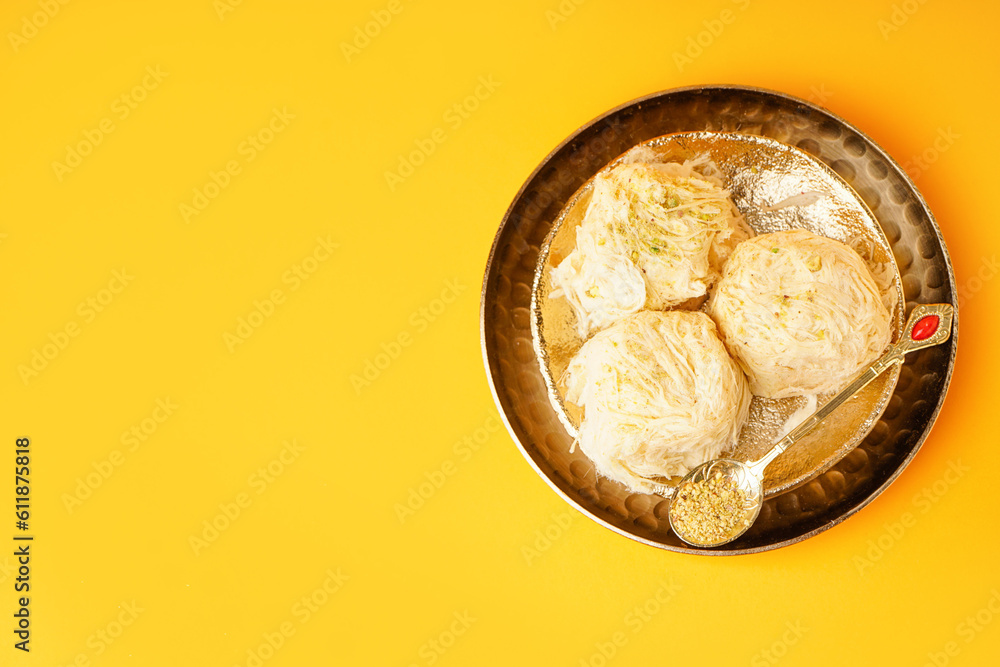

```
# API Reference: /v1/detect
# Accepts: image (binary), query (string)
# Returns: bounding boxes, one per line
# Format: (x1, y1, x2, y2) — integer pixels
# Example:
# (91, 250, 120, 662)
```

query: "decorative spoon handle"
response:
(747, 303, 954, 477)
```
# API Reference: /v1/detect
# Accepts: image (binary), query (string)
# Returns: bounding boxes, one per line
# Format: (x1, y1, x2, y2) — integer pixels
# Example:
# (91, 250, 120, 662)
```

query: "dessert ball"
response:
(564, 310, 751, 493)
(552, 158, 749, 338)
(708, 229, 892, 398)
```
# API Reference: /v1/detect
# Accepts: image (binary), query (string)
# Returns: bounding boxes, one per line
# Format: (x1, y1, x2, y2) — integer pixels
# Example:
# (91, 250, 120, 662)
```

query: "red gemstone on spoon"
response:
(911, 314, 940, 341)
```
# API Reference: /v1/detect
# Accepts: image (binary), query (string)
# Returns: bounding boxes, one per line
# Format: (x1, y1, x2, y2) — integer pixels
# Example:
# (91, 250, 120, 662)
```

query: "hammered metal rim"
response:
(481, 84, 959, 556)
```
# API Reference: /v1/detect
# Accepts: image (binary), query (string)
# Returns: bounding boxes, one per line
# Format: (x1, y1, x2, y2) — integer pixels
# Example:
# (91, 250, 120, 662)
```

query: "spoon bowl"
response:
(668, 458, 763, 547)
(669, 303, 954, 548)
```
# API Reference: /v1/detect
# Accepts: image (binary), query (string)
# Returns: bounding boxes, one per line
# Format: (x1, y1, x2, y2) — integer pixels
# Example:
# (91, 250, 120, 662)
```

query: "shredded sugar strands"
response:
(707, 229, 892, 399)
(550, 156, 750, 338)
(563, 311, 751, 494)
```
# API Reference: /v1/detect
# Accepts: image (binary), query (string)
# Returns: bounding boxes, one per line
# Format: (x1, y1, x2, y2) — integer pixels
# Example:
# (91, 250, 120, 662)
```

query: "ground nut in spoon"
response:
(668, 303, 954, 548)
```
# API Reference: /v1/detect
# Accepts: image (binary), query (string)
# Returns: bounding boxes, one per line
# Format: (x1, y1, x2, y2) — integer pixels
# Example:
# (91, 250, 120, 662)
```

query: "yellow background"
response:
(2, 0, 998, 665)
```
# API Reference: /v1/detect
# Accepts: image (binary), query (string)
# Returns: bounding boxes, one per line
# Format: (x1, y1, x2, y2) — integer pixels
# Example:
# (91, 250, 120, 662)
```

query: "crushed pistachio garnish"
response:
(671, 472, 751, 545)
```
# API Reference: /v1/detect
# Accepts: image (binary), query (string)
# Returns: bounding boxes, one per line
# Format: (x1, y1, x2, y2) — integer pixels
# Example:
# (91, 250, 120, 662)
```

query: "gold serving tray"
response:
(481, 85, 958, 554)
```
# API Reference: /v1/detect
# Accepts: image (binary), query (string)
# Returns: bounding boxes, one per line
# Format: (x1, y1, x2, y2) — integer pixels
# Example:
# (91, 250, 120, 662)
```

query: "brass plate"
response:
(533, 131, 904, 499)
(481, 85, 958, 554)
